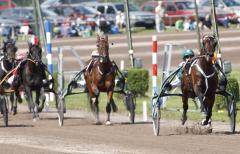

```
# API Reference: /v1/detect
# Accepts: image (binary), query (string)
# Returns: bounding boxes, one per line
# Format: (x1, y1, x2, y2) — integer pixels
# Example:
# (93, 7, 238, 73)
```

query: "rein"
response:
(26, 58, 37, 64)
(0, 60, 9, 73)
(0, 68, 16, 86)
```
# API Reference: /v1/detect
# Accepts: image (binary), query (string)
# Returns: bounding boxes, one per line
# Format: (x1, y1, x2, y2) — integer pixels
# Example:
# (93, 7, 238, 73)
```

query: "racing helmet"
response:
(181, 49, 194, 59)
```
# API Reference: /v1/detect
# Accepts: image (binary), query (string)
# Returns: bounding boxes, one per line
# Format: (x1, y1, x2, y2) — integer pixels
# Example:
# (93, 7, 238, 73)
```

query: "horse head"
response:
(2, 39, 17, 63)
(28, 42, 42, 65)
(96, 34, 109, 63)
(201, 34, 217, 64)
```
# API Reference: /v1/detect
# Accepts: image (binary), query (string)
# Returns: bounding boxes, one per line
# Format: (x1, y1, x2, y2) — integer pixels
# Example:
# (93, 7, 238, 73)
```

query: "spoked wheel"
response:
(152, 97, 160, 136)
(0, 96, 8, 127)
(124, 92, 136, 124)
(227, 96, 236, 133)
(57, 94, 65, 127)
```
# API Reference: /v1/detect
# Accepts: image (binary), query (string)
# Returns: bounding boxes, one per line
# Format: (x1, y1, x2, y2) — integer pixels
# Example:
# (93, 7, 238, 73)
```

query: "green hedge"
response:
(214, 78, 239, 110)
(127, 68, 149, 96)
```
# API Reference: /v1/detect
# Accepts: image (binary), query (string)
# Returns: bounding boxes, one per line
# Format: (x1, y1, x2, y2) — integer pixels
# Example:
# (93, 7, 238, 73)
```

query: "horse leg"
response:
(90, 95, 101, 125)
(106, 101, 111, 125)
(34, 89, 41, 119)
(10, 93, 17, 115)
(24, 90, 32, 113)
(181, 95, 188, 125)
(201, 97, 213, 126)
(105, 91, 116, 125)
(110, 94, 117, 112)
(88, 84, 101, 124)
(25, 87, 38, 121)
(37, 88, 45, 112)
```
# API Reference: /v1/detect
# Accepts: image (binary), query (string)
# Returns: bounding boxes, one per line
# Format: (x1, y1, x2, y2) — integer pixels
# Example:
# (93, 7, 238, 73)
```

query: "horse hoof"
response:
(95, 121, 102, 125)
(33, 116, 40, 122)
(181, 115, 187, 125)
(201, 119, 208, 126)
(38, 108, 43, 113)
(105, 121, 112, 125)
(111, 102, 118, 112)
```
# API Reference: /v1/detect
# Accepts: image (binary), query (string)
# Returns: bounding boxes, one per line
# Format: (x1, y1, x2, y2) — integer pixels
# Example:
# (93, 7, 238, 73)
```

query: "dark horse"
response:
(0, 39, 17, 81)
(181, 34, 218, 126)
(0, 40, 18, 114)
(12, 42, 50, 120)
(84, 34, 117, 125)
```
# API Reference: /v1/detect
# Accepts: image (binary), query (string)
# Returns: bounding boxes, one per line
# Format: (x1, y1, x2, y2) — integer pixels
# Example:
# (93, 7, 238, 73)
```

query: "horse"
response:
(84, 34, 117, 125)
(0, 39, 18, 114)
(0, 39, 17, 81)
(12, 42, 50, 120)
(181, 34, 218, 126)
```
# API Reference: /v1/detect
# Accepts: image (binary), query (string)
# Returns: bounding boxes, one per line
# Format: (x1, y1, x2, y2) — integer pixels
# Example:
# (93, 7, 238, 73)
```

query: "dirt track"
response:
(0, 104, 239, 154)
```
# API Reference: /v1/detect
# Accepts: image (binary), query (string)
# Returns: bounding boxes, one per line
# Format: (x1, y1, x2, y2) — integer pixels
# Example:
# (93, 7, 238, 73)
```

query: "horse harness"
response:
(188, 57, 217, 96)
(0, 56, 10, 73)
(85, 56, 117, 85)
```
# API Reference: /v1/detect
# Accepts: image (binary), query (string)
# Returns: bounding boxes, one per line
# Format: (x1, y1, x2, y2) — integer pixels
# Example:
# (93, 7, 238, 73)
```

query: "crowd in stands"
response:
(0, 10, 126, 39)
(51, 10, 126, 38)
(1, 9, 240, 39)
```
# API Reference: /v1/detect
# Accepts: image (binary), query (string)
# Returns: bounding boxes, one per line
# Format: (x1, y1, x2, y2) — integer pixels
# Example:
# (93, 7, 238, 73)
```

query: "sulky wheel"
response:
(227, 96, 236, 134)
(152, 97, 160, 136)
(0, 96, 8, 127)
(57, 94, 65, 127)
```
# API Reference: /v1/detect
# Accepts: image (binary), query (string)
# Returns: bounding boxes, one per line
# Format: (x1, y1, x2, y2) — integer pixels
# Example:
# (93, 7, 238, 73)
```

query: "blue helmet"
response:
(181, 49, 194, 59)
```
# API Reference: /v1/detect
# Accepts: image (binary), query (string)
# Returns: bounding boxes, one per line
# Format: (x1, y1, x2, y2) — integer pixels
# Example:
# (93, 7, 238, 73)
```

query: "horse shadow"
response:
(0, 124, 34, 128)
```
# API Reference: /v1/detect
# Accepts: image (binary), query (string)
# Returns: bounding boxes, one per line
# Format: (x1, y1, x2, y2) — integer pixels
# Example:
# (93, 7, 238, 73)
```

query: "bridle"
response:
(28, 45, 42, 64)
(3, 43, 17, 62)
(201, 35, 217, 63)
(97, 38, 109, 63)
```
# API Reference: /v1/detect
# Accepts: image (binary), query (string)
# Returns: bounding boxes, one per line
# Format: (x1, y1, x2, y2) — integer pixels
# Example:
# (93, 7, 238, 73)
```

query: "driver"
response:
(165, 48, 195, 91)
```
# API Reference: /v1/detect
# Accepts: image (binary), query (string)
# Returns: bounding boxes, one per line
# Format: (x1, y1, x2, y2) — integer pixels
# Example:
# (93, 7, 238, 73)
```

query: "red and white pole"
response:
(152, 34, 158, 96)
(31, 35, 38, 45)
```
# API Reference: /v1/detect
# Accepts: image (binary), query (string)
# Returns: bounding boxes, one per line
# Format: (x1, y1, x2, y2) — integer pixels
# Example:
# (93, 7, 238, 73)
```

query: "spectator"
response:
(175, 18, 184, 31)
(183, 18, 195, 31)
(115, 11, 125, 32)
(20, 20, 30, 35)
(77, 14, 87, 31)
(95, 12, 110, 34)
(116, 11, 122, 30)
(61, 17, 71, 37)
(1, 24, 12, 39)
(69, 22, 79, 37)
(155, 1, 165, 32)
(237, 17, 240, 28)
(201, 14, 212, 30)
(222, 16, 230, 28)
(120, 11, 126, 29)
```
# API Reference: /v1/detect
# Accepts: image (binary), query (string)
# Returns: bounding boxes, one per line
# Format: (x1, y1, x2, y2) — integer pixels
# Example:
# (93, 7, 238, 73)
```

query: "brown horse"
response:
(84, 34, 117, 125)
(181, 34, 218, 126)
